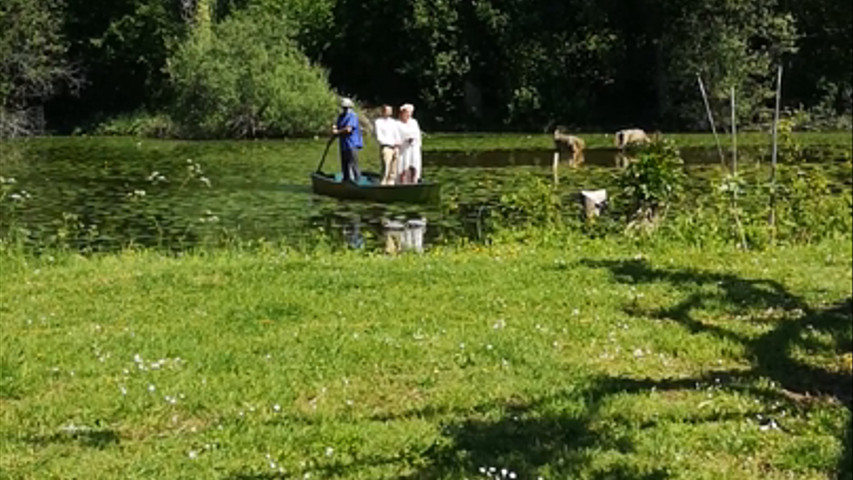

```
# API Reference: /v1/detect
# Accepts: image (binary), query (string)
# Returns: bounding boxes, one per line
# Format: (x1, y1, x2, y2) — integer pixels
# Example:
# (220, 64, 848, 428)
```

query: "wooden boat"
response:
(310, 171, 441, 204)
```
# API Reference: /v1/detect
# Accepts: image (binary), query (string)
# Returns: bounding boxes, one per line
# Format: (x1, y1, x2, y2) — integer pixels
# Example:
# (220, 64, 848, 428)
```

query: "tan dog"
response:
(614, 128, 649, 149)
(553, 128, 585, 167)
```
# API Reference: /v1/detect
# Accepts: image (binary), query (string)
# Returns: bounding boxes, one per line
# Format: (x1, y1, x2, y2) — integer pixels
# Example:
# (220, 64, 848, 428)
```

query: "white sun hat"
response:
(340, 97, 355, 108)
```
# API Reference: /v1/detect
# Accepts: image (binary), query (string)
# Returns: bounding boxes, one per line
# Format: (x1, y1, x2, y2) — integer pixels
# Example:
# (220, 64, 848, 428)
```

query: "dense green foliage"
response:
(618, 139, 685, 224)
(0, 0, 848, 136)
(167, 10, 337, 138)
(0, 0, 76, 137)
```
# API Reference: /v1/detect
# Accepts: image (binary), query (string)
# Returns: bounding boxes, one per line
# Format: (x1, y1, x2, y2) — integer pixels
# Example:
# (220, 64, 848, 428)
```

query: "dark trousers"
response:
(341, 149, 361, 182)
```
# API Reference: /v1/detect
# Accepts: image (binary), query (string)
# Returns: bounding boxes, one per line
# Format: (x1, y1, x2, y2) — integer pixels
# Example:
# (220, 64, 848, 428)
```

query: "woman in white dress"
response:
(396, 103, 422, 184)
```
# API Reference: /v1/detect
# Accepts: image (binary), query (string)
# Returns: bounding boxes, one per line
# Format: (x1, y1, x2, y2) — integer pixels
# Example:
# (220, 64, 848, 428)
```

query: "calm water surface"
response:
(0, 137, 846, 252)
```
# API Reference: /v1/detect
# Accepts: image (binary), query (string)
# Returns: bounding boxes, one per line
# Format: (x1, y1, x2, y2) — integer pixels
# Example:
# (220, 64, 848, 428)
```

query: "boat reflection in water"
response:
(336, 217, 427, 253)
(382, 218, 426, 254)
(342, 221, 364, 249)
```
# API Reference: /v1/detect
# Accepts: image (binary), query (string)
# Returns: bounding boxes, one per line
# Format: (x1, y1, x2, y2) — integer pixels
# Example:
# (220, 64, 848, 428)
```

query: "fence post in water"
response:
(697, 75, 725, 166)
(769, 65, 783, 242)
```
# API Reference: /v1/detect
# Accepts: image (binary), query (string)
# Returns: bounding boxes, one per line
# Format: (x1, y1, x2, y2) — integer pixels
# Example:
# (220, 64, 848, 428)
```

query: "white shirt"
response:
(374, 117, 401, 147)
(398, 118, 422, 181)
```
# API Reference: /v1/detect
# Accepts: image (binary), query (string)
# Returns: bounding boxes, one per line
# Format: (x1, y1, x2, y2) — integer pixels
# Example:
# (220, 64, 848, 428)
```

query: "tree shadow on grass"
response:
(230, 259, 850, 479)
(581, 258, 852, 406)
(582, 258, 852, 478)
(403, 382, 672, 480)
(406, 259, 850, 479)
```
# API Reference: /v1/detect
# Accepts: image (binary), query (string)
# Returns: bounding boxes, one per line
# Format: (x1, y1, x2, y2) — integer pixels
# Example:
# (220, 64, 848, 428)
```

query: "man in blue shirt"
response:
(332, 98, 363, 182)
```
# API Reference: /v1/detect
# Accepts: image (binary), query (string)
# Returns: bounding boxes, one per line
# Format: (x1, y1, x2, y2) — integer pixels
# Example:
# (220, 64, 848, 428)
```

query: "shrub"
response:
(167, 11, 337, 138)
(497, 175, 562, 229)
(618, 138, 685, 229)
(93, 111, 177, 138)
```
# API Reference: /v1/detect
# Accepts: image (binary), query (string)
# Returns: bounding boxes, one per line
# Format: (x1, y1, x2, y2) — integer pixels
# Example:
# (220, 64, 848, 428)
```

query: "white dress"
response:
(397, 118, 422, 182)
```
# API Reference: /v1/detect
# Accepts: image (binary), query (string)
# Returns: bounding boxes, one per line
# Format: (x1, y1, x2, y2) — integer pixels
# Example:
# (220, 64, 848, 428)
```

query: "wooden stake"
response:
(731, 86, 737, 175)
(730, 86, 747, 249)
(771, 66, 782, 184)
(770, 66, 783, 242)
(697, 75, 725, 166)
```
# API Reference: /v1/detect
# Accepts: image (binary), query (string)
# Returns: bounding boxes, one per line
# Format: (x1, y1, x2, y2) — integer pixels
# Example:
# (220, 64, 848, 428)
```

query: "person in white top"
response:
(374, 105, 401, 185)
(397, 103, 422, 184)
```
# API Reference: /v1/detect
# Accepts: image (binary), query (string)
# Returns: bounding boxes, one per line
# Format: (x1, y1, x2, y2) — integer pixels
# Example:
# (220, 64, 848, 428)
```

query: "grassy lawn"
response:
(1, 236, 850, 479)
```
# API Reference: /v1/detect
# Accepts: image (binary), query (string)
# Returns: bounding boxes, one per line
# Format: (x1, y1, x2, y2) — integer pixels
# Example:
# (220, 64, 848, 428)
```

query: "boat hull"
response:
(310, 172, 441, 204)
(311, 172, 441, 203)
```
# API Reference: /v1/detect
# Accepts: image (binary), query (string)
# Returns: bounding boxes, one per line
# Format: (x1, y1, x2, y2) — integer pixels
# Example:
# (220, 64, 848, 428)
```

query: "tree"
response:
(656, 0, 797, 129)
(167, 9, 338, 138)
(46, 0, 184, 126)
(780, 0, 852, 122)
(0, 0, 78, 137)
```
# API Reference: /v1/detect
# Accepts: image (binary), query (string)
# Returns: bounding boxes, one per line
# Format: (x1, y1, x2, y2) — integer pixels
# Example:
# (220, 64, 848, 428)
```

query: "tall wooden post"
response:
(770, 66, 783, 242)
(730, 86, 746, 249)
(730, 86, 737, 175)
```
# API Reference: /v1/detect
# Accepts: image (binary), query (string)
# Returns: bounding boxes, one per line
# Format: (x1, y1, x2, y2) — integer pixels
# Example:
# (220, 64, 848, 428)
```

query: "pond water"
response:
(0, 137, 847, 253)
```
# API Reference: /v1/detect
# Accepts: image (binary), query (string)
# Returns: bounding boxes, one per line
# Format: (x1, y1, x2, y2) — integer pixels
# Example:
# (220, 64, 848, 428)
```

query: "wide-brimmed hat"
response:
(340, 97, 355, 108)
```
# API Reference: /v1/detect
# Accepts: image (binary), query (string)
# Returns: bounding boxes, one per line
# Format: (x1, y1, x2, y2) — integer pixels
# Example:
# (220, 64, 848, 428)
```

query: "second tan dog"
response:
(614, 128, 649, 149)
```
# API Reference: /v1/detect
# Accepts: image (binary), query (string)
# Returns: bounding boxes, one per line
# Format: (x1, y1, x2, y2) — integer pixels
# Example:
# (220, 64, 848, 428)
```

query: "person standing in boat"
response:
(374, 105, 401, 185)
(397, 103, 422, 184)
(332, 97, 363, 182)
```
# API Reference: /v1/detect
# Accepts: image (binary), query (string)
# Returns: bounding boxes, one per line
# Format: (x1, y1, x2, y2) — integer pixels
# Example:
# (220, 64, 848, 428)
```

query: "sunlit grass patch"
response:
(0, 238, 850, 478)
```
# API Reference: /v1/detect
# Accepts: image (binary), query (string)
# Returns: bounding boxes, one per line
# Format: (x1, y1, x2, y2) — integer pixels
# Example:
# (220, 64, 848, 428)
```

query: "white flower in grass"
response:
(273, 404, 281, 412)
(188, 450, 198, 459)
(148, 384, 156, 392)
(325, 446, 334, 456)
(120, 386, 127, 396)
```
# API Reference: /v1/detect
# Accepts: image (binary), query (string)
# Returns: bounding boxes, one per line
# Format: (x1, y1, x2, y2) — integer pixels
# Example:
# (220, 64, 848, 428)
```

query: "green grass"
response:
(1, 236, 851, 479)
(424, 132, 853, 151)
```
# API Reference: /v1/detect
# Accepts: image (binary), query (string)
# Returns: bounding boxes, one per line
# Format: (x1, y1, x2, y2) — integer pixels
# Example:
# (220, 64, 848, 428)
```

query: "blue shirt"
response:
(336, 110, 363, 151)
